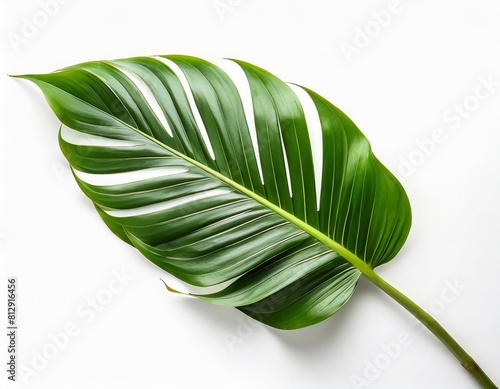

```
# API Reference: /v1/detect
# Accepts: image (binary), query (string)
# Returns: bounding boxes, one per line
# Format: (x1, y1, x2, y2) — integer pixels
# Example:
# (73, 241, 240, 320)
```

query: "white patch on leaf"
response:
(289, 84, 323, 210)
(112, 63, 174, 137)
(153, 56, 216, 160)
(216, 58, 264, 184)
(105, 188, 230, 217)
(74, 166, 188, 186)
(279, 126, 293, 197)
(60, 126, 141, 147)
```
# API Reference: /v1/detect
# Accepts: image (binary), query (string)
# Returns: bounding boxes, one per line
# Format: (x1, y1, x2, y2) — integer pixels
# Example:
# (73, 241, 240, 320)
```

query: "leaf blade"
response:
(17, 55, 411, 329)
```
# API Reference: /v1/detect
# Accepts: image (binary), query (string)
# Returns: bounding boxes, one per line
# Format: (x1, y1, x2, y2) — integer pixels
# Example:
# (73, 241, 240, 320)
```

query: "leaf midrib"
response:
(29, 74, 373, 277)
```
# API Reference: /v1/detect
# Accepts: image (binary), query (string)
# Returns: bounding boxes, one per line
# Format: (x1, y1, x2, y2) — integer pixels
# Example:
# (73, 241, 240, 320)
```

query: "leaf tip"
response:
(160, 278, 189, 296)
(8, 74, 38, 82)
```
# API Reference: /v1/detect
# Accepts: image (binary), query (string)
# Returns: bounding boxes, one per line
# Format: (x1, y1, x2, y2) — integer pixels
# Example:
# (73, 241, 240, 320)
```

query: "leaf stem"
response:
(358, 266, 497, 389)
(176, 155, 497, 387)
(91, 110, 497, 388)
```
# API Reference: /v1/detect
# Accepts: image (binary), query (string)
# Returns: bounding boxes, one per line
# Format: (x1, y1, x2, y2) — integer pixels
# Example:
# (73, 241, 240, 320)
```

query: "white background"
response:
(1, 1, 500, 388)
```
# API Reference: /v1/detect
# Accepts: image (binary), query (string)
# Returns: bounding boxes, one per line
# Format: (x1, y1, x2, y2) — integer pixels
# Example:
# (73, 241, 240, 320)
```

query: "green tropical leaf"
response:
(16, 55, 411, 330)
(16, 55, 500, 388)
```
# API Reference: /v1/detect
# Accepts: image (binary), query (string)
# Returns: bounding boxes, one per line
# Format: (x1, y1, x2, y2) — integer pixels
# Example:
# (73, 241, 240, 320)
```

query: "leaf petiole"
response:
(357, 266, 497, 389)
